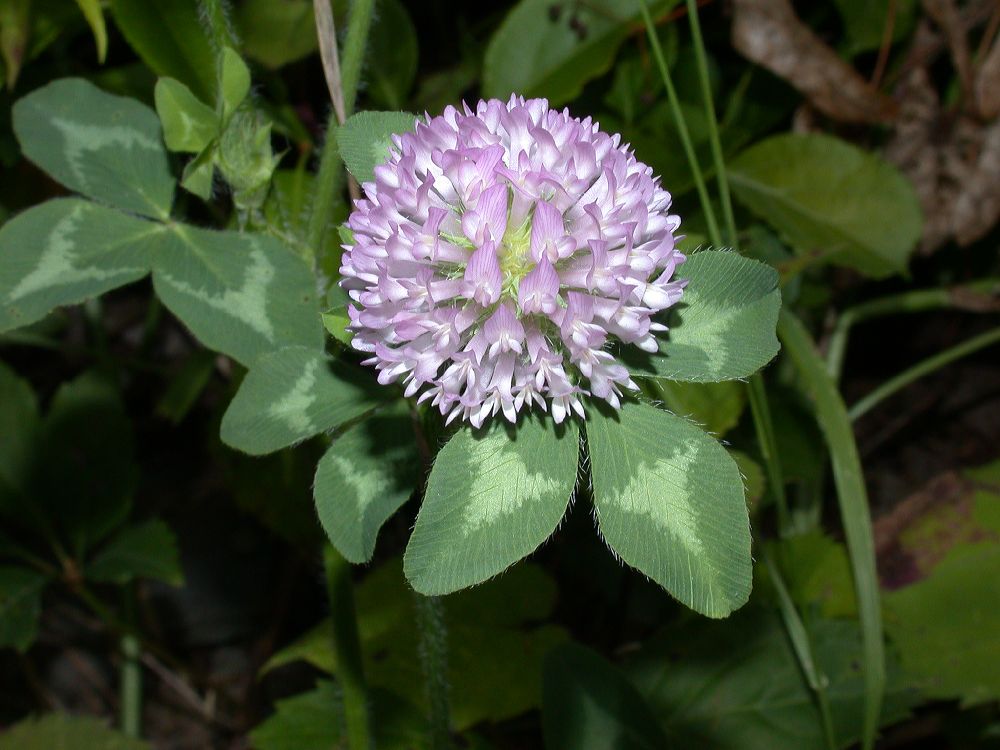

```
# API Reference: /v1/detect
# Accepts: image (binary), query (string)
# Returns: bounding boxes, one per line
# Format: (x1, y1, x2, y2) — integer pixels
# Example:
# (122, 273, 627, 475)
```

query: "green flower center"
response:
(498, 216, 534, 282)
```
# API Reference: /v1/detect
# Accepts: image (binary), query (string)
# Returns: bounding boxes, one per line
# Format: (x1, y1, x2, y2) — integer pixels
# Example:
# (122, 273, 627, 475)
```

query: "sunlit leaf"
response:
(336, 110, 418, 184)
(13, 79, 175, 218)
(154, 77, 217, 153)
(152, 226, 322, 367)
(0, 199, 161, 333)
(218, 47, 251, 123)
(221, 346, 386, 455)
(404, 417, 579, 596)
(587, 400, 751, 617)
(314, 403, 421, 563)
(730, 134, 922, 278)
(625, 251, 781, 383)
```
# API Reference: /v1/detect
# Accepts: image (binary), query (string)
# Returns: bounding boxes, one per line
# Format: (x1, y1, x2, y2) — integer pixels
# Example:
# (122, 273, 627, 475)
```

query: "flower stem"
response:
(849, 325, 1000, 421)
(307, 0, 375, 265)
(323, 545, 372, 750)
(414, 593, 451, 750)
(683, 0, 737, 246)
(638, 0, 722, 248)
(198, 0, 238, 53)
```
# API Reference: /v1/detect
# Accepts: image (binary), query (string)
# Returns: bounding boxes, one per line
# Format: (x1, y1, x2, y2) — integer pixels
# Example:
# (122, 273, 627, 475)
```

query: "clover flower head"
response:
(341, 96, 686, 427)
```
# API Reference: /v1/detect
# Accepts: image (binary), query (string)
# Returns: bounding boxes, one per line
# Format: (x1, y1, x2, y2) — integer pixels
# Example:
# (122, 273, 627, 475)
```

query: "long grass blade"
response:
(778, 310, 884, 750)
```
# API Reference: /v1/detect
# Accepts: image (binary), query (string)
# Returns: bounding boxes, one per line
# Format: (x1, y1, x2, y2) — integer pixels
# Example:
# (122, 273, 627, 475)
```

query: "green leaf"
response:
(730, 134, 923, 278)
(834, 0, 917, 56)
(219, 440, 324, 547)
(235, 0, 321, 69)
(314, 403, 421, 563)
(151, 226, 322, 367)
(0, 199, 162, 333)
(321, 306, 352, 345)
(647, 379, 747, 436)
(0, 361, 39, 503)
(0, 566, 47, 652)
(156, 349, 217, 424)
(0, 713, 150, 749)
(109, 0, 216, 102)
(180, 146, 216, 199)
(626, 250, 781, 383)
(249, 682, 425, 750)
(13, 79, 175, 218)
(221, 346, 386, 455)
(404, 417, 579, 596)
(586, 400, 751, 617)
(34, 372, 136, 557)
(542, 643, 670, 750)
(882, 460, 1000, 706)
(250, 680, 344, 750)
(154, 77, 217, 153)
(264, 560, 568, 729)
(778, 310, 884, 749)
(218, 47, 251, 122)
(336, 110, 419, 184)
(72, 0, 108, 61)
(768, 532, 856, 619)
(628, 609, 917, 749)
(483, 0, 675, 106)
(86, 520, 183, 586)
(366, 0, 419, 110)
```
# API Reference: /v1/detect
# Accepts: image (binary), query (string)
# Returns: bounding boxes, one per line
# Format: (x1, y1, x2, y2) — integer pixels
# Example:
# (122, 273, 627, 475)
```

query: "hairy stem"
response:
(324, 546, 372, 750)
(120, 589, 142, 737)
(414, 593, 451, 750)
(198, 0, 238, 53)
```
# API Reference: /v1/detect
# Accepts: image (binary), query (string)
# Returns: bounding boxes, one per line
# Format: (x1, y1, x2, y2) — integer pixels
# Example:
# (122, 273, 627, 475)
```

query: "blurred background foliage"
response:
(0, 0, 999, 748)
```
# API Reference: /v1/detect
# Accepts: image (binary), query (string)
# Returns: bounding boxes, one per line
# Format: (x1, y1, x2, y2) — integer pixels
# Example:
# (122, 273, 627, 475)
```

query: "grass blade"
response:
(638, 0, 722, 247)
(777, 309, 884, 750)
(849, 325, 1000, 421)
